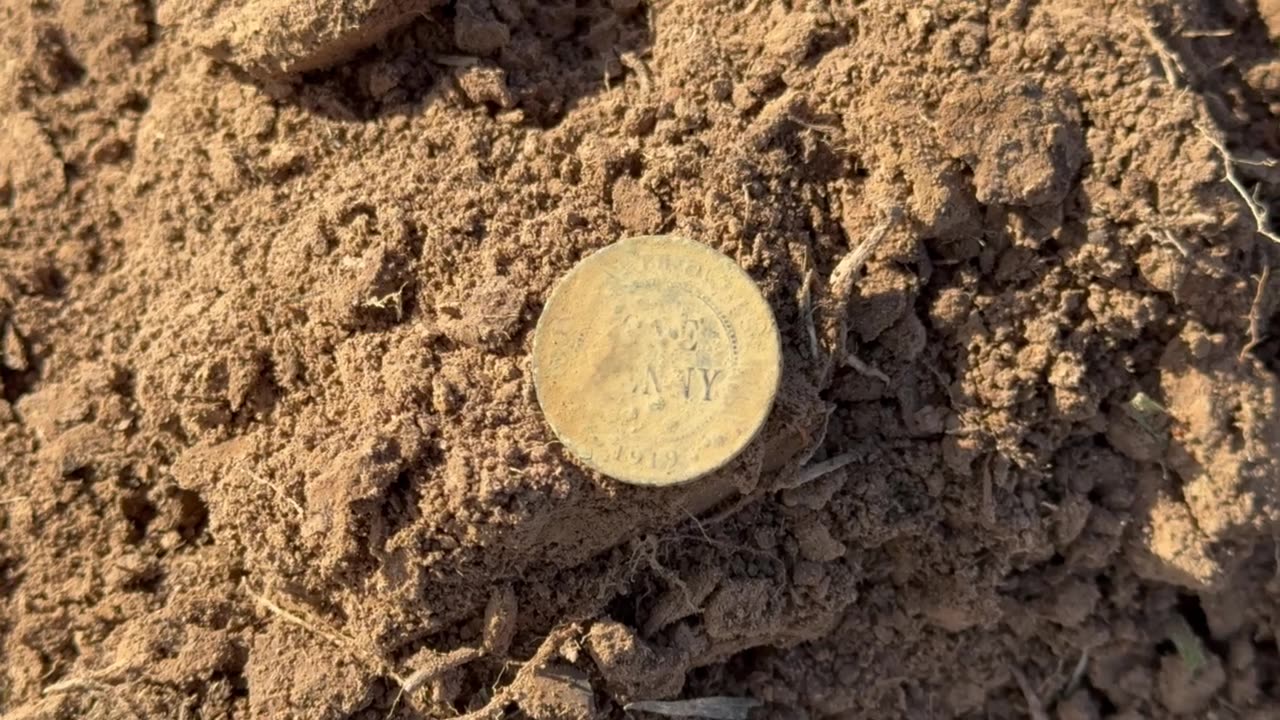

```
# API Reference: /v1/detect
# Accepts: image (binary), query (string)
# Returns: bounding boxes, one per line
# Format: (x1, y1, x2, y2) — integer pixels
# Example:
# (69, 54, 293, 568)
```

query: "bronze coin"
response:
(532, 235, 781, 486)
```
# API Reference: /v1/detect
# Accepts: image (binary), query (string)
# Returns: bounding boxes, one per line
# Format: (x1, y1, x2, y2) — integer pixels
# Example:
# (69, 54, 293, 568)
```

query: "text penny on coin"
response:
(531, 235, 782, 486)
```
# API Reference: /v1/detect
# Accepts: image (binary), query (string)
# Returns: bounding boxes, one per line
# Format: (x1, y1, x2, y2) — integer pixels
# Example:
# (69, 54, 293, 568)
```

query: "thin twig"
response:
(630, 536, 703, 619)
(1157, 228, 1192, 258)
(664, 510, 785, 571)
(42, 659, 131, 692)
(44, 678, 117, 696)
(789, 450, 862, 489)
(1156, 228, 1229, 278)
(1062, 647, 1091, 699)
(1232, 155, 1280, 169)
(1009, 665, 1051, 720)
(448, 625, 581, 720)
(245, 585, 354, 651)
(625, 697, 762, 719)
(671, 533, 784, 571)
(239, 465, 305, 517)
(786, 113, 852, 153)
(244, 584, 403, 684)
(1198, 127, 1280, 246)
(680, 505, 715, 545)
(43, 678, 145, 720)
(798, 268, 818, 359)
(830, 211, 899, 304)
(403, 648, 483, 694)
(387, 646, 484, 719)
(361, 282, 409, 321)
(1136, 20, 1186, 87)
(845, 352, 890, 383)
(431, 55, 479, 68)
(826, 209, 900, 375)
(619, 52, 653, 92)
(1138, 21, 1280, 248)
(1180, 28, 1234, 38)
(1242, 263, 1272, 359)
(785, 114, 843, 137)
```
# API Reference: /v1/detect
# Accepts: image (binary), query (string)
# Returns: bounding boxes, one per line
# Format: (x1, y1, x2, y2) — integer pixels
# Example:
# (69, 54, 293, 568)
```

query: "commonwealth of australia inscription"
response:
(532, 235, 782, 486)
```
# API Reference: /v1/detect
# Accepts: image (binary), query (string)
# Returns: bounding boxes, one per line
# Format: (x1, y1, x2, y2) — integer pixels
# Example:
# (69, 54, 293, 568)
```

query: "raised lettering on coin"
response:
(532, 235, 782, 486)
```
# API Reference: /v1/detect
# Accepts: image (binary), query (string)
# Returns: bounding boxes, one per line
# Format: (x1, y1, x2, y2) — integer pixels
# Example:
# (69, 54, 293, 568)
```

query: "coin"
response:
(532, 235, 782, 486)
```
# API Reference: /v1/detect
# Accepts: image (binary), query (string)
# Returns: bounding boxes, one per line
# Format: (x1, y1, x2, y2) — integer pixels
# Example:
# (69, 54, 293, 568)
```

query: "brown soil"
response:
(3, 1, 1280, 718)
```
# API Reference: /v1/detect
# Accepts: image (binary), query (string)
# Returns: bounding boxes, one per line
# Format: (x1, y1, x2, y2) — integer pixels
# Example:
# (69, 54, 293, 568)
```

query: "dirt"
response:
(2, 0, 1280, 718)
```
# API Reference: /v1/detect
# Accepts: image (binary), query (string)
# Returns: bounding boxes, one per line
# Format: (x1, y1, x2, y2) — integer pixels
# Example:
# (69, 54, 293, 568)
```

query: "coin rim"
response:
(531, 234, 782, 486)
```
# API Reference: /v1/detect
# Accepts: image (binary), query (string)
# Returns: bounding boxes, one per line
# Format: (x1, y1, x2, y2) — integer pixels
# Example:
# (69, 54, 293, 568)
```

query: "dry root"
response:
(1009, 665, 1051, 720)
(447, 624, 582, 720)
(1242, 263, 1272, 359)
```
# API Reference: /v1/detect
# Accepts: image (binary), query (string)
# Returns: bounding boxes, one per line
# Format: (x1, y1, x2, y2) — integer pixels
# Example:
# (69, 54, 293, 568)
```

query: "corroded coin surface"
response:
(532, 235, 782, 486)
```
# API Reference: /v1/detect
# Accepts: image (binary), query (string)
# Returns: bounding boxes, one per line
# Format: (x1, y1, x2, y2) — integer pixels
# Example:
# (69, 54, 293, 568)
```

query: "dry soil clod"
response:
(483, 584, 519, 656)
(197, 0, 449, 80)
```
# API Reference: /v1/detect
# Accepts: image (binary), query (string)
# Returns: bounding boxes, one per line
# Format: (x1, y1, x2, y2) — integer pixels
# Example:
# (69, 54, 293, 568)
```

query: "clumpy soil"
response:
(3, 0, 1280, 718)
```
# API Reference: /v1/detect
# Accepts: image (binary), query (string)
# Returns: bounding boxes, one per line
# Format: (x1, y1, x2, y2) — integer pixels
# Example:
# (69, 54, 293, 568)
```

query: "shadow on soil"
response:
(240, 0, 653, 126)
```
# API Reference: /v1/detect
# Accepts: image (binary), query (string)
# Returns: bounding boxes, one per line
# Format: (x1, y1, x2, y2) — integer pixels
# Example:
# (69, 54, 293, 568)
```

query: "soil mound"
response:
(2, 1, 1280, 718)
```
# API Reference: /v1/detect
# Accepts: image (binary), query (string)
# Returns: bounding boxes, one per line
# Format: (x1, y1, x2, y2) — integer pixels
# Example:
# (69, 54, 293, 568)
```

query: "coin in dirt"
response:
(532, 235, 782, 486)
